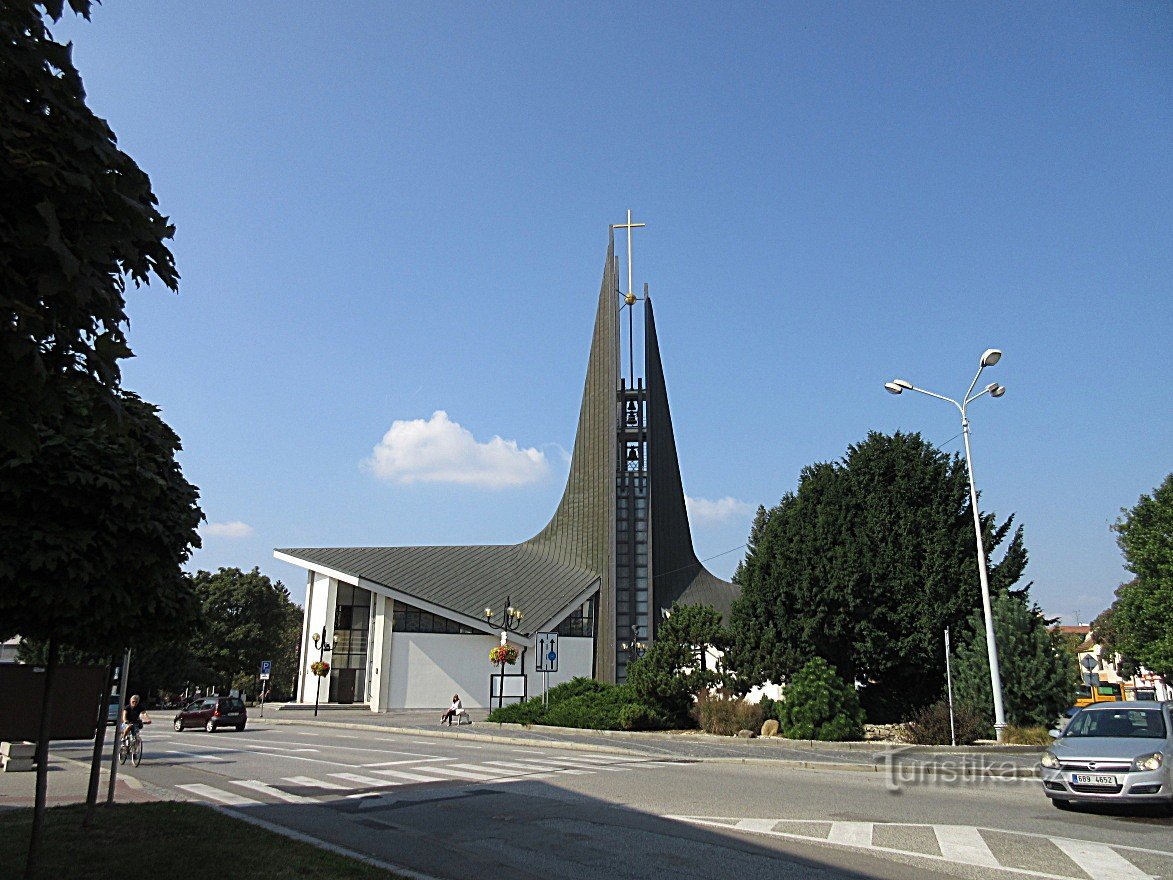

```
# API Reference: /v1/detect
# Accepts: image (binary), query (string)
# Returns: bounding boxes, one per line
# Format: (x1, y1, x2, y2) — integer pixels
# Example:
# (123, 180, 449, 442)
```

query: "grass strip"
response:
(0, 801, 403, 880)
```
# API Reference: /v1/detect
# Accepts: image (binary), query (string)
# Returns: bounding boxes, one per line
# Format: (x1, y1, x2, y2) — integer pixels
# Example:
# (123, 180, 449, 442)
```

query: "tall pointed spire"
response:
(526, 230, 619, 680)
(645, 295, 737, 619)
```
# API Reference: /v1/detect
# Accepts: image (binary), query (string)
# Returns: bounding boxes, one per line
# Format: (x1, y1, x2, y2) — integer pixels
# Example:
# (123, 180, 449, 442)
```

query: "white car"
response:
(1041, 701, 1173, 814)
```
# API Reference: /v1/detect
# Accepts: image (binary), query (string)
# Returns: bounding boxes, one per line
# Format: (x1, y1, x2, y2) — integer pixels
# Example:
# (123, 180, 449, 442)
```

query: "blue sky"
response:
(56, 3, 1170, 623)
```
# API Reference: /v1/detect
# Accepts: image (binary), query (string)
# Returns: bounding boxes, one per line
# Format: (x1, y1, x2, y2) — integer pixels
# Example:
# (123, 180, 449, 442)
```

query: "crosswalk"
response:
(671, 815, 1173, 880)
(176, 752, 671, 809)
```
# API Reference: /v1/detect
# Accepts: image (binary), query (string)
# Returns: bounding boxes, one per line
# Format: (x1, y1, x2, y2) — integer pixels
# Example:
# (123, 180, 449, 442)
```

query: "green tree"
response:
(626, 603, 729, 724)
(1, 0, 178, 455)
(774, 658, 866, 741)
(728, 431, 1028, 721)
(0, 383, 202, 655)
(1104, 475, 1173, 679)
(189, 567, 303, 698)
(0, 381, 200, 877)
(952, 592, 1075, 731)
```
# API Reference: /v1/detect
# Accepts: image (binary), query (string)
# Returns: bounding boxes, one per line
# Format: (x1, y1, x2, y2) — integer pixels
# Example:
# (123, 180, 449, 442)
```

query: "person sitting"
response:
(441, 694, 463, 726)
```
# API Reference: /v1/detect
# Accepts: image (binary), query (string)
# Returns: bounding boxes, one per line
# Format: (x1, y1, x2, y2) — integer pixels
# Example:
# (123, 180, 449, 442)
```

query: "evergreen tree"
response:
(775, 657, 866, 741)
(952, 592, 1075, 731)
(728, 431, 1028, 721)
(627, 603, 728, 724)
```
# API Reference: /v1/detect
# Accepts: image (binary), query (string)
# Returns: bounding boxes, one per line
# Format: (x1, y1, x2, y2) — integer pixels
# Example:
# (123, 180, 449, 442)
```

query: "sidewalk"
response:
(0, 746, 159, 810)
(264, 705, 1045, 777)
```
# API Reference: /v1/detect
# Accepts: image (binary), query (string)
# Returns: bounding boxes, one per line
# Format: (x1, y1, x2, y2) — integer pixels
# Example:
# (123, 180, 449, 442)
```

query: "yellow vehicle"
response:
(1074, 682, 1122, 707)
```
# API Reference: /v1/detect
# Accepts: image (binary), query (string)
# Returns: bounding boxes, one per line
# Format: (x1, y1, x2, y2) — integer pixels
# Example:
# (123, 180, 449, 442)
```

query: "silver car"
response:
(1041, 701, 1173, 813)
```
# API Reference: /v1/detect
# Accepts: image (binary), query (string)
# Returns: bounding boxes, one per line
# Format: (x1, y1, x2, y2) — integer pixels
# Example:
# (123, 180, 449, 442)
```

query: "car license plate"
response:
(1070, 773, 1117, 786)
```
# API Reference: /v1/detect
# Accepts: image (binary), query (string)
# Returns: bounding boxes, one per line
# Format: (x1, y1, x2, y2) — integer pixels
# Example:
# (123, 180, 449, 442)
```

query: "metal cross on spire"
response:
(612, 209, 645, 306)
(611, 210, 646, 387)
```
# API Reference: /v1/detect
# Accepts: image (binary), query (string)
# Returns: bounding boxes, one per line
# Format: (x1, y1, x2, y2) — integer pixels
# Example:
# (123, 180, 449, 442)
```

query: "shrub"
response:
(777, 658, 866, 741)
(618, 702, 667, 731)
(757, 695, 781, 723)
(693, 691, 765, 736)
(1001, 724, 1054, 746)
(485, 698, 547, 725)
(903, 700, 987, 745)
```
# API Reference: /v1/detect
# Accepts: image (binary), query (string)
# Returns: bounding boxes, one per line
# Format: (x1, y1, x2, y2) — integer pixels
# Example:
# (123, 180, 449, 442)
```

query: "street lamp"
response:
(620, 624, 646, 664)
(483, 595, 524, 635)
(311, 626, 332, 718)
(885, 348, 1009, 741)
(484, 597, 524, 711)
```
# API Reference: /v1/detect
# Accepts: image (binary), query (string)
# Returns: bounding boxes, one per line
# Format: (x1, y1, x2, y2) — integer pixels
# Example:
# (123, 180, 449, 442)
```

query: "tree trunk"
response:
(24, 635, 58, 880)
(83, 655, 117, 827)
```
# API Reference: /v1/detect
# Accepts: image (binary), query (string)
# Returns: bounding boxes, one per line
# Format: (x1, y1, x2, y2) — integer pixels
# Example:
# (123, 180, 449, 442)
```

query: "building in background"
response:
(276, 227, 738, 710)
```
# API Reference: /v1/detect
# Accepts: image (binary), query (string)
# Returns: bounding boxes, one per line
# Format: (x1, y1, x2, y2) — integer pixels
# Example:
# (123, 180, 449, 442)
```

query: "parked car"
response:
(173, 695, 247, 732)
(1041, 701, 1173, 814)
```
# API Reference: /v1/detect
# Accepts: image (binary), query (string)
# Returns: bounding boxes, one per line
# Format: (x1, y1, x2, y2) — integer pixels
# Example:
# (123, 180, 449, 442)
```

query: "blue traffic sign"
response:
(260, 660, 272, 675)
(547, 651, 557, 663)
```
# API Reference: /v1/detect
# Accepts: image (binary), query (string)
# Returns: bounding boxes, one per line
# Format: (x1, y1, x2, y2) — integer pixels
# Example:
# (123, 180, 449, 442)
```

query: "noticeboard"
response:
(0, 664, 107, 742)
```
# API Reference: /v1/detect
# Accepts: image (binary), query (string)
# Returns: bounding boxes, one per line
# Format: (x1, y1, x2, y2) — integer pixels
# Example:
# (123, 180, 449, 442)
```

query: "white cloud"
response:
(686, 495, 755, 526)
(364, 410, 550, 489)
(203, 521, 255, 538)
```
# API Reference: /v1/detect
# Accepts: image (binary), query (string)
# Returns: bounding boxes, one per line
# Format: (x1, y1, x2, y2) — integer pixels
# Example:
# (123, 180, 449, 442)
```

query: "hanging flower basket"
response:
(310, 661, 330, 677)
(489, 645, 518, 667)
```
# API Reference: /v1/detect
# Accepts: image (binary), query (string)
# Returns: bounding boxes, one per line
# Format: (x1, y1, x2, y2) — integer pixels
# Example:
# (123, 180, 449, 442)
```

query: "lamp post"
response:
(885, 348, 1009, 741)
(484, 597, 523, 710)
(620, 624, 646, 665)
(311, 625, 332, 718)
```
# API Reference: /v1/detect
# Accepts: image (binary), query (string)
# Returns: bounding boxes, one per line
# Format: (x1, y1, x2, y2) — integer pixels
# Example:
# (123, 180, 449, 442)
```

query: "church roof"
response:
(275, 543, 599, 635)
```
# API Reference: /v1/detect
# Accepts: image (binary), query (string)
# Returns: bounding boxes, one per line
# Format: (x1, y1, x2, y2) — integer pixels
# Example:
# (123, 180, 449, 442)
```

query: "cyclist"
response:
(121, 694, 151, 744)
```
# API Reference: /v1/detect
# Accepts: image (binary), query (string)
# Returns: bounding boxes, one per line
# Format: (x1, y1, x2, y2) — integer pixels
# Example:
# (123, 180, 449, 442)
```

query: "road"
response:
(53, 721, 1173, 880)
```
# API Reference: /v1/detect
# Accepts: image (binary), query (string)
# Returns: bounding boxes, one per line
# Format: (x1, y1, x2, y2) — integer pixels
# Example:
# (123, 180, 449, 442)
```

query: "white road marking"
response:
(371, 767, 454, 783)
(231, 780, 319, 804)
(734, 818, 780, 833)
(1050, 838, 1150, 880)
(160, 749, 226, 762)
(481, 760, 592, 775)
(828, 822, 873, 847)
(510, 748, 547, 754)
(448, 763, 549, 779)
(361, 757, 446, 767)
(177, 783, 260, 806)
(932, 825, 1000, 868)
(330, 772, 402, 787)
(283, 776, 351, 790)
(419, 766, 504, 782)
(671, 816, 1173, 880)
(525, 756, 626, 771)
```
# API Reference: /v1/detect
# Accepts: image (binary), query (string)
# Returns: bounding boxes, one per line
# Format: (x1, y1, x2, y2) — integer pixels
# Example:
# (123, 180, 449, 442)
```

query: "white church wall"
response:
(388, 633, 500, 708)
(525, 636, 594, 693)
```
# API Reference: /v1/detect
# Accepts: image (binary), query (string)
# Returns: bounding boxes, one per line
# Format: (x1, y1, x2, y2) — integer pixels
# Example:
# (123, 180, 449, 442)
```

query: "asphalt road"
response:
(50, 721, 1173, 880)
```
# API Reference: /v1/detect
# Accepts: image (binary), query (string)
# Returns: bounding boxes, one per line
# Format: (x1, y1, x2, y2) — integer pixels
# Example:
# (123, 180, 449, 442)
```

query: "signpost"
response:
(536, 632, 559, 707)
(259, 660, 272, 716)
(1080, 654, 1097, 687)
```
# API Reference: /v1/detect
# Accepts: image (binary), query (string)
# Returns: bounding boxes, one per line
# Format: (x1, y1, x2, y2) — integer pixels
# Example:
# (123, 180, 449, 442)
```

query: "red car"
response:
(173, 695, 247, 732)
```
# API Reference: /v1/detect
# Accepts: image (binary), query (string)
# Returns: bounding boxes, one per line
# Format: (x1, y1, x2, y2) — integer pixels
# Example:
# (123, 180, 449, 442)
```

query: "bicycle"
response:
(118, 725, 144, 767)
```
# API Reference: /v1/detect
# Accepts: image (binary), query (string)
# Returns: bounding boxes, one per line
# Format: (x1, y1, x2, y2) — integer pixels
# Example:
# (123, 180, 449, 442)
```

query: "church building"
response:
(276, 224, 738, 709)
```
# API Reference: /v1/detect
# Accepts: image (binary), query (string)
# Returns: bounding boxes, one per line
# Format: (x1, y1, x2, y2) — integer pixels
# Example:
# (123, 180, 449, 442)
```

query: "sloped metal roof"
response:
(274, 543, 598, 635)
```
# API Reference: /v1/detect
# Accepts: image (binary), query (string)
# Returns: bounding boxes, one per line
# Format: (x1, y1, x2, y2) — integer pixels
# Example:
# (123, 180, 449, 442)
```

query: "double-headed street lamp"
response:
(885, 348, 1009, 741)
(310, 625, 332, 718)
